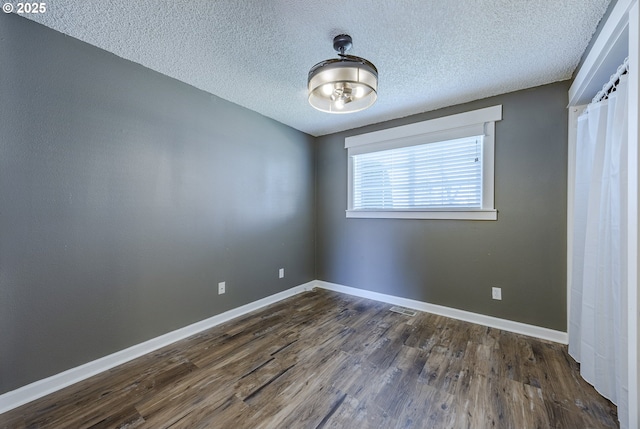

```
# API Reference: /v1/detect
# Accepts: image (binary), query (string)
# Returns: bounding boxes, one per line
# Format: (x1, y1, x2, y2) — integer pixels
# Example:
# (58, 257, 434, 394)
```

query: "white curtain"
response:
(569, 75, 629, 428)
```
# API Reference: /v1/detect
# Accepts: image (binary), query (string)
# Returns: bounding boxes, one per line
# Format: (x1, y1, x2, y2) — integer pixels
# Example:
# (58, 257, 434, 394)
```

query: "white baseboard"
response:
(0, 279, 568, 415)
(0, 281, 315, 415)
(313, 280, 569, 345)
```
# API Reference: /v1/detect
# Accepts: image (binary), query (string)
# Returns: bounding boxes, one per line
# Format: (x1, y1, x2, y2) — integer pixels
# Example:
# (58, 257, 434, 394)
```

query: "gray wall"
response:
(0, 14, 315, 394)
(316, 81, 569, 331)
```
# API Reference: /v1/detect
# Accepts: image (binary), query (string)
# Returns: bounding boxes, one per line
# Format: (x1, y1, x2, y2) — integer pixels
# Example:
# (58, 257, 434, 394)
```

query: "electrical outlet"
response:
(492, 287, 502, 300)
(279, 268, 285, 279)
(218, 281, 226, 295)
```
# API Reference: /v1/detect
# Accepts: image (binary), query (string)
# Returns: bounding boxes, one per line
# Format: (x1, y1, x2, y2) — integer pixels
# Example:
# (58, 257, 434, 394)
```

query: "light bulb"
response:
(354, 86, 366, 98)
(334, 99, 345, 110)
(321, 84, 334, 96)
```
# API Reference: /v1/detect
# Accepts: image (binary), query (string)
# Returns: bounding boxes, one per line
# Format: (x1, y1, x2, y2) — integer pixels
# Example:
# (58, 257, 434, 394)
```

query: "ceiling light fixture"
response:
(308, 34, 378, 114)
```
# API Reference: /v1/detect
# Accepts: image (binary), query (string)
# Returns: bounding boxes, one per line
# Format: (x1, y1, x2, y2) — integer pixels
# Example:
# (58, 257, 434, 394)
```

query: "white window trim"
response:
(345, 105, 502, 220)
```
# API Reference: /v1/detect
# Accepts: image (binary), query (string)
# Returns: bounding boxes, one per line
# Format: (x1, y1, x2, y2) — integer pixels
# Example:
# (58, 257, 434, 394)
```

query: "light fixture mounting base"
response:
(333, 34, 353, 54)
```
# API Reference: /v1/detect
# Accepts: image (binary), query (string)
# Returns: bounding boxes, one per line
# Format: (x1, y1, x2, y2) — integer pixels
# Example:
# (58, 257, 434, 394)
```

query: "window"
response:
(346, 105, 501, 220)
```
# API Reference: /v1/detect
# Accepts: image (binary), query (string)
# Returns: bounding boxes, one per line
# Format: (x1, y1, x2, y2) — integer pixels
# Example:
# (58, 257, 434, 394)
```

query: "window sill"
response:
(345, 209, 498, 220)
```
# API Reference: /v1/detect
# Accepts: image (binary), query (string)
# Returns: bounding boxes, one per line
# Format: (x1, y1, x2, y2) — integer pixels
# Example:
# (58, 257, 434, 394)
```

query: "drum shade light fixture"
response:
(308, 34, 378, 114)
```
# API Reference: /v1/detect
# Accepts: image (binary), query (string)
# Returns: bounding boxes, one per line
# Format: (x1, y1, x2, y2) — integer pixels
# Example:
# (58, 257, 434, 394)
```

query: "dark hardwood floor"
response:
(0, 289, 618, 428)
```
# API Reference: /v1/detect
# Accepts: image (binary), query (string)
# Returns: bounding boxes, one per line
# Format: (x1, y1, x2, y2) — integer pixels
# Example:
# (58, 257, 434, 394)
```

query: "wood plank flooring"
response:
(0, 289, 619, 428)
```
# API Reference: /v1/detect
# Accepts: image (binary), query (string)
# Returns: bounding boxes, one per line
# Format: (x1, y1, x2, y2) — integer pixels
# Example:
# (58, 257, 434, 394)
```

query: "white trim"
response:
(313, 280, 568, 344)
(0, 282, 315, 415)
(567, 104, 588, 339)
(628, 2, 640, 427)
(345, 209, 497, 220)
(483, 120, 496, 210)
(569, 0, 633, 106)
(344, 105, 502, 148)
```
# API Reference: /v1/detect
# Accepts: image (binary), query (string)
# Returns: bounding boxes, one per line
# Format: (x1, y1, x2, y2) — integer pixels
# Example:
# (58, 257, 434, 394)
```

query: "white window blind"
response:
(352, 136, 483, 210)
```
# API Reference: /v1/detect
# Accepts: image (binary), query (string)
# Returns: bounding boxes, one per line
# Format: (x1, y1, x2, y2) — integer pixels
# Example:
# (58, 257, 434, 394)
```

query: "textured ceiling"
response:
(23, 0, 610, 136)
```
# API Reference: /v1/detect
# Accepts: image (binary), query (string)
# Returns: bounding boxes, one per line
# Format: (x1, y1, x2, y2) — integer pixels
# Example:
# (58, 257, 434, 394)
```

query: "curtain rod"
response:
(592, 57, 629, 104)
